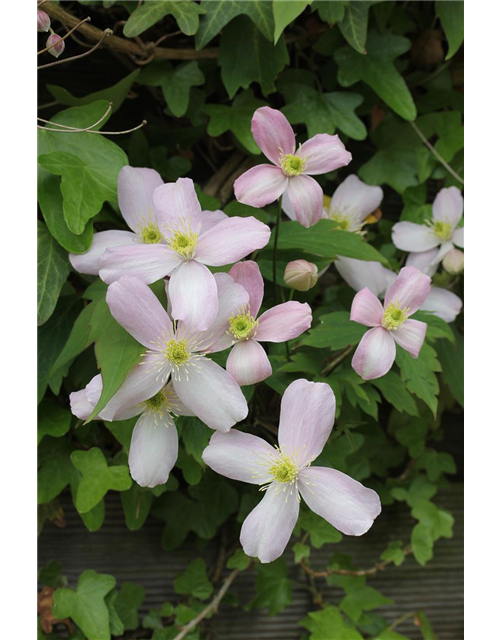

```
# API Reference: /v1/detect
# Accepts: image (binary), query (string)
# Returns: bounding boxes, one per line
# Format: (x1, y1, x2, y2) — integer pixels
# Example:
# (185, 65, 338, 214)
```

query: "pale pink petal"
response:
(118, 166, 164, 234)
(202, 430, 276, 485)
(240, 484, 300, 563)
(255, 301, 312, 342)
(384, 266, 431, 315)
(173, 357, 248, 432)
(196, 217, 271, 267)
(168, 260, 218, 332)
(432, 186, 463, 229)
(430, 240, 454, 266)
(234, 164, 288, 209)
(392, 221, 441, 252)
(129, 410, 178, 488)
(99, 244, 181, 284)
(299, 467, 381, 536)
(281, 175, 323, 228)
(334, 257, 388, 297)
(278, 379, 335, 465)
(406, 249, 439, 277)
(165, 382, 195, 417)
(153, 177, 202, 231)
(420, 287, 463, 323)
(70, 374, 103, 420)
(226, 340, 272, 386)
(300, 133, 352, 175)
(70, 230, 138, 276)
(452, 226, 464, 248)
(200, 209, 228, 234)
(330, 175, 383, 227)
(251, 106, 295, 166)
(106, 275, 172, 348)
(229, 260, 264, 317)
(391, 319, 427, 358)
(352, 327, 396, 380)
(350, 288, 384, 327)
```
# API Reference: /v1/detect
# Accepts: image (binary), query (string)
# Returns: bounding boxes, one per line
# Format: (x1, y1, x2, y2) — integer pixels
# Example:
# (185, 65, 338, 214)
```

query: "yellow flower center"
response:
(269, 455, 299, 484)
(382, 302, 409, 331)
(433, 220, 452, 240)
(143, 389, 169, 412)
(168, 229, 198, 259)
(140, 223, 163, 244)
(330, 211, 351, 231)
(281, 153, 305, 177)
(165, 339, 190, 365)
(228, 310, 258, 340)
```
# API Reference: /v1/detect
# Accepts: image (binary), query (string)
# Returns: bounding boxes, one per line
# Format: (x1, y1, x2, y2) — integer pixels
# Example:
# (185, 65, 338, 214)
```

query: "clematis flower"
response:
(202, 379, 381, 563)
(323, 175, 383, 233)
(443, 248, 464, 275)
(350, 266, 431, 380)
(234, 107, 352, 228)
(284, 259, 318, 291)
(99, 177, 270, 331)
(206, 261, 312, 386)
(46, 34, 65, 58)
(392, 187, 464, 275)
(71, 377, 193, 488)
(37, 10, 51, 32)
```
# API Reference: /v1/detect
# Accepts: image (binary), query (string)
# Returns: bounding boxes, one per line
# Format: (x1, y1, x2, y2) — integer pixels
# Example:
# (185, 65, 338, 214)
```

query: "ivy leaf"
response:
(273, 0, 312, 43)
(380, 541, 406, 567)
(371, 372, 419, 417)
(416, 450, 456, 482)
(396, 342, 441, 417)
(219, 16, 289, 99)
(70, 447, 132, 513)
(180, 417, 212, 465)
(436, 1, 464, 60)
(300, 605, 364, 639)
(340, 585, 393, 623)
(120, 482, 154, 530)
(37, 221, 70, 326)
(50, 299, 96, 376)
(248, 558, 291, 616)
(436, 330, 464, 407)
(124, 0, 205, 37)
(302, 311, 365, 350)
(195, 0, 274, 50)
(38, 438, 75, 505)
(312, 0, 348, 23)
(298, 510, 343, 547)
(174, 559, 213, 600)
(114, 582, 146, 631)
(338, 1, 371, 54)
(335, 30, 417, 121)
(139, 61, 204, 117)
(38, 401, 72, 444)
(411, 523, 434, 566)
(293, 543, 311, 563)
(52, 570, 116, 640)
(226, 549, 252, 570)
(411, 500, 454, 541)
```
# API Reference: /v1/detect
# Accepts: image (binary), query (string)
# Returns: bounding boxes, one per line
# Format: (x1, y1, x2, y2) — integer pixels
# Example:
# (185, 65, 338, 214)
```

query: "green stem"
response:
(273, 196, 283, 304)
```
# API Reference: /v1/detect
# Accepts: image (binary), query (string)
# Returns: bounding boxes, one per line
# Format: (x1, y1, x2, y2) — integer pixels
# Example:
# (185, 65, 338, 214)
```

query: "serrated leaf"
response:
(273, 0, 311, 43)
(371, 371, 419, 416)
(124, 0, 205, 37)
(302, 311, 365, 349)
(396, 343, 441, 416)
(37, 221, 70, 326)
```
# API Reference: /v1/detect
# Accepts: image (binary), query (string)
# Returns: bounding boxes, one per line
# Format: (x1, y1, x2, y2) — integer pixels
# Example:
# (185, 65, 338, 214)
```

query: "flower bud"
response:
(46, 33, 65, 58)
(37, 10, 51, 32)
(443, 248, 464, 275)
(284, 260, 319, 291)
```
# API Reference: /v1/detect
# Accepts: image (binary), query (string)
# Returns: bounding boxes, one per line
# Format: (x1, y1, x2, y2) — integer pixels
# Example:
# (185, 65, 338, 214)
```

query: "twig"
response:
(173, 569, 240, 640)
(321, 345, 354, 376)
(388, 611, 417, 632)
(409, 120, 464, 185)
(38, 100, 59, 110)
(38, 28, 113, 69)
(37, 17, 91, 55)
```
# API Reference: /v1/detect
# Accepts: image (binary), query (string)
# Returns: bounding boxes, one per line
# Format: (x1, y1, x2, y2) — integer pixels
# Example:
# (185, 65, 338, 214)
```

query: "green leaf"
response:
(38, 560, 62, 589)
(299, 510, 343, 548)
(335, 30, 417, 121)
(70, 447, 132, 513)
(50, 300, 96, 375)
(196, 0, 274, 49)
(78, 499, 106, 532)
(124, 0, 205, 37)
(302, 311, 365, 350)
(340, 585, 393, 623)
(204, 90, 268, 154)
(436, 1, 464, 60)
(396, 342, 441, 416)
(411, 523, 434, 566)
(37, 221, 70, 326)
(411, 500, 454, 540)
(139, 60, 204, 117)
(300, 605, 364, 639)
(292, 542, 311, 563)
(114, 582, 146, 631)
(273, 0, 311, 43)
(227, 549, 252, 570)
(174, 559, 213, 600)
(52, 570, 116, 640)
(120, 482, 154, 530)
(313, 0, 348, 24)
(380, 541, 406, 567)
(38, 401, 72, 444)
(436, 329, 464, 406)
(219, 16, 289, 99)
(371, 371, 419, 416)
(338, 1, 371, 54)
(248, 558, 291, 616)
(180, 417, 212, 465)
(416, 450, 456, 482)
(415, 610, 438, 640)
(188, 472, 239, 538)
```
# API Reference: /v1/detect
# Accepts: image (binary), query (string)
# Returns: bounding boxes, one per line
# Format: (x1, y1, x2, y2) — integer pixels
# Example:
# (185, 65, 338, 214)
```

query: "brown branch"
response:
(38, 28, 113, 69)
(409, 120, 464, 185)
(37, 16, 91, 55)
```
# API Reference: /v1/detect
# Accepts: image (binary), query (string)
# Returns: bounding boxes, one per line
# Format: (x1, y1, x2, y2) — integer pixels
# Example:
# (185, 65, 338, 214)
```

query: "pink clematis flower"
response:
(234, 107, 352, 228)
(203, 379, 381, 563)
(323, 175, 383, 233)
(335, 256, 463, 323)
(392, 187, 464, 275)
(99, 177, 270, 331)
(206, 261, 312, 386)
(350, 266, 431, 380)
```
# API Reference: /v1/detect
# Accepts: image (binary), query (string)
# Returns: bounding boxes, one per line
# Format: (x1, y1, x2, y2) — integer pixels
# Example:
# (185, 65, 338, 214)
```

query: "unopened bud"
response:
(37, 10, 51, 32)
(443, 248, 464, 275)
(284, 260, 319, 291)
(46, 33, 65, 58)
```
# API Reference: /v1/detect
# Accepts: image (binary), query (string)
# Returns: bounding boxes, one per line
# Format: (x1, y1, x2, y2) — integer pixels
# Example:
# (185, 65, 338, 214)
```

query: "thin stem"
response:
(37, 17, 91, 55)
(273, 196, 283, 304)
(37, 100, 59, 110)
(388, 611, 417, 632)
(409, 120, 464, 185)
(37, 103, 113, 132)
(321, 345, 354, 376)
(38, 28, 113, 70)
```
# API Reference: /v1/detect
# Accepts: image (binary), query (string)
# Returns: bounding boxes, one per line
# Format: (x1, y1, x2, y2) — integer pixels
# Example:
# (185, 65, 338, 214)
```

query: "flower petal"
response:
(251, 106, 296, 165)
(330, 175, 383, 226)
(392, 221, 441, 252)
(256, 301, 312, 342)
(229, 260, 264, 317)
(334, 257, 389, 298)
(300, 133, 352, 175)
(129, 410, 178, 488)
(406, 249, 439, 277)
(196, 217, 271, 267)
(107, 275, 172, 348)
(240, 484, 300, 563)
(153, 177, 202, 231)
(200, 209, 228, 234)
(278, 380, 335, 465)
(350, 288, 384, 327)
(70, 375, 103, 420)
(299, 467, 381, 536)
(202, 430, 276, 485)
(351, 327, 396, 380)
(168, 260, 218, 332)
(69, 230, 138, 276)
(384, 266, 431, 315)
(453, 226, 464, 248)
(99, 244, 181, 284)
(432, 186, 463, 229)
(226, 340, 272, 386)
(391, 319, 427, 358)
(173, 357, 248, 432)
(282, 175, 323, 228)
(420, 287, 463, 323)
(234, 164, 288, 209)
(118, 166, 164, 234)
(429, 240, 454, 266)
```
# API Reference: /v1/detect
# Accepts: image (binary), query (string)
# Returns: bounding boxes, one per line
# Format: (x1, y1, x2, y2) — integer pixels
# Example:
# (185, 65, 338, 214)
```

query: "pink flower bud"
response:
(443, 248, 464, 275)
(46, 33, 65, 58)
(284, 260, 319, 291)
(37, 10, 51, 32)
